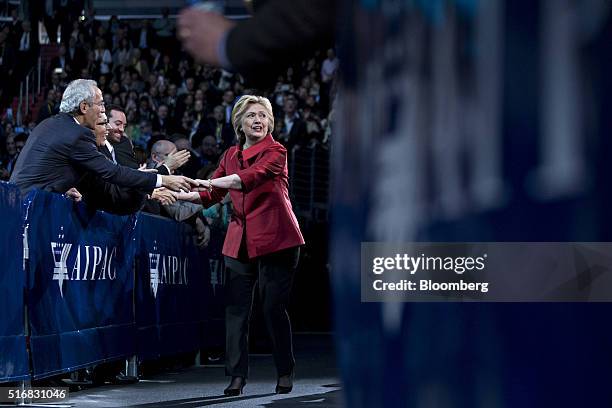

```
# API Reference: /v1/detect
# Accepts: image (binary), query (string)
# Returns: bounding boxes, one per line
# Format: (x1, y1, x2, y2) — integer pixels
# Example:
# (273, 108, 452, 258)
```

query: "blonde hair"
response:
(231, 95, 275, 146)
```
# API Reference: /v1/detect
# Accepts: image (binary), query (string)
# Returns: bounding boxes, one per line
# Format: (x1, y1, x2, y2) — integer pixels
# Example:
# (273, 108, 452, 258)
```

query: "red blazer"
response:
(199, 134, 305, 259)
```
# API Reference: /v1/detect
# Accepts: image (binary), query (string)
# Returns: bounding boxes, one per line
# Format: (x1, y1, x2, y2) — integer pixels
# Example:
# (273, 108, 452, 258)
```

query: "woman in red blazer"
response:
(179, 95, 304, 396)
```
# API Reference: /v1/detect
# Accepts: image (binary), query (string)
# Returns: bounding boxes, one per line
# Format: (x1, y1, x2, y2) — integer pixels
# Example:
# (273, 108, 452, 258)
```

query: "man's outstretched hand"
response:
(151, 188, 177, 206)
(64, 187, 82, 202)
(161, 175, 198, 192)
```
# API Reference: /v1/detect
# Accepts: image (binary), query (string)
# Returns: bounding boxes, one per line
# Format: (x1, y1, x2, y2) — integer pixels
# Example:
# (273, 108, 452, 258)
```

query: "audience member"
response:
(1, 8, 335, 221)
(277, 93, 307, 148)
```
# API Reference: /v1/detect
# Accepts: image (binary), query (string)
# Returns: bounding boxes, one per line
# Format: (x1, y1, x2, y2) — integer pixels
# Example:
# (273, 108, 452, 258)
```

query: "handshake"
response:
(64, 177, 214, 206)
(150, 176, 213, 206)
(159, 175, 212, 193)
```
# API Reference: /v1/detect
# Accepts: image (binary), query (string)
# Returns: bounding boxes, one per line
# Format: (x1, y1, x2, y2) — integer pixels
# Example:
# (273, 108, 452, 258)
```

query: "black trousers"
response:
(224, 246, 300, 379)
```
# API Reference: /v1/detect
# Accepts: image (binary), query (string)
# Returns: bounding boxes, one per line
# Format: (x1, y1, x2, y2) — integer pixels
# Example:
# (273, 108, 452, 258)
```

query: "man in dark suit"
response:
(48, 43, 73, 80)
(277, 93, 307, 149)
(200, 105, 235, 151)
(36, 89, 59, 124)
(106, 104, 189, 177)
(0, 31, 16, 107)
(10, 79, 195, 196)
(78, 112, 150, 214)
(15, 20, 37, 83)
(104, 105, 138, 168)
(83, 106, 185, 215)
(80, 109, 148, 215)
(42, 0, 60, 44)
(131, 19, 156, 58)
(6, 9, 22, 46)
(65, 37, 86, 78)
(151, 104, 175, 136)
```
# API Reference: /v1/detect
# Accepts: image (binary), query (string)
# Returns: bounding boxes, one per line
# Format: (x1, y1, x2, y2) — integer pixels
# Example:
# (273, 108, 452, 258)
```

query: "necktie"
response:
(21, 33, 29, 51)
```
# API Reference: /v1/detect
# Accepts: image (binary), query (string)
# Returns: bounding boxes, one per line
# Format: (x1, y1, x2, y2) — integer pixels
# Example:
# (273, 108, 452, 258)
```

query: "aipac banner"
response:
(0, 182, 29, 382)
(135, 214, 208, 360)
(25, 190, 138, 379)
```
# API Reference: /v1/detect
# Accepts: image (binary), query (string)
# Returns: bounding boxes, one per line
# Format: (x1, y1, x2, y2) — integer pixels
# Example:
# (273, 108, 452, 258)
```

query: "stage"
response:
(64, 333, 340, 408)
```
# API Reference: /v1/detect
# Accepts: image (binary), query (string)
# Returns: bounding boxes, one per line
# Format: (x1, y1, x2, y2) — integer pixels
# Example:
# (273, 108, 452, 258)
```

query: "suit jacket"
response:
(36, 101, 58, 124)
(130, 28, 156, 50)
(10, 113, 157, 196)
(112, 137, 139, 169)
(201, 119, 236, 150)
(277, 115, 307, 148)
(151, 116, 175, 135)
(65, 46, 86, 75)
(9, 23, 23, 50)
(0, 42, 16, 75)
(79, 139, 147, 215)
(198, 134, 304, 259)
(225, 0, 335, 86)
(99, 144, 114, 162)
(49, 55, 67, 71)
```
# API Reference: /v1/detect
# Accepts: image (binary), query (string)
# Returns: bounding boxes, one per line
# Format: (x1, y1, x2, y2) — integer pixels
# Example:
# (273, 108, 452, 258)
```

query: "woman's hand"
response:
(193, 179, 213, 192)
(206, 174, 243, 190)
(175, 191, 202, 203)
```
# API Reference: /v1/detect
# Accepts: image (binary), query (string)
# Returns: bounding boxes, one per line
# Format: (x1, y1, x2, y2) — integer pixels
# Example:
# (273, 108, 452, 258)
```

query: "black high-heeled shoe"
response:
(275, 372, 294, 394)
(224, 376, 246, 396)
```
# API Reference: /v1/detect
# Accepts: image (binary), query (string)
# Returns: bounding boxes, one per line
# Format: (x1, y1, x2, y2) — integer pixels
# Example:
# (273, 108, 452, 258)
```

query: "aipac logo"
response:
(51, 226, 118, 298)
(148, 240, 189, 299)
(209, 259, 225, 295)
(149, 242, 161, 298)
(51, 238, 71, 298)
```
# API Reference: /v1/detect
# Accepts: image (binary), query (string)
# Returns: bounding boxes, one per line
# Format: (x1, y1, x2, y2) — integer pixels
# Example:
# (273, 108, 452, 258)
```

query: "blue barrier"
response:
(135, 214, 211, 360)
(25, 190, 139, 379)
(0, 182, 29, 382)
(199, 244, 226, 353)
(0, 187, 225, 382)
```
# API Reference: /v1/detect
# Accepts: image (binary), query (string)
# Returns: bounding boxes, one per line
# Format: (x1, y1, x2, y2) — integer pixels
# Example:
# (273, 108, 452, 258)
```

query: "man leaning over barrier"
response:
(77, 105, 178, 212)
(9, 79, 198, 198)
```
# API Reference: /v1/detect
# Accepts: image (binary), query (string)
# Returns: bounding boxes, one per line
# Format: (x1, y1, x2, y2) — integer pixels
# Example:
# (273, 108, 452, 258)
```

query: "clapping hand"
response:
(163, 149, 191, 172)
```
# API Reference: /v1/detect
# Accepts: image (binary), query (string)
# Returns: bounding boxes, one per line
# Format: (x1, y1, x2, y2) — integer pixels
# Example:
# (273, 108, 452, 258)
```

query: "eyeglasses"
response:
(90, 101, 105, 107)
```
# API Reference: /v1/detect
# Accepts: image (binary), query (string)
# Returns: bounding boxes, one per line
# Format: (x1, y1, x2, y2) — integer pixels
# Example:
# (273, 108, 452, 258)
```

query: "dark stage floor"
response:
(63, 333, 342, 408)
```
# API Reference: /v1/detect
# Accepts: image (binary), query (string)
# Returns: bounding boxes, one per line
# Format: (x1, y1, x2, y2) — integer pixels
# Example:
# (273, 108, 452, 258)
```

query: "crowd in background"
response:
(0, 6, 337, 256)
(0, 9, 337, 168)
(0, 8, 338, 184)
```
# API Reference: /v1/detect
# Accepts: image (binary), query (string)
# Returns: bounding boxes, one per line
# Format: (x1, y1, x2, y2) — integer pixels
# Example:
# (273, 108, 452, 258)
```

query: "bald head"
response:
(151, 140, 177, 164)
